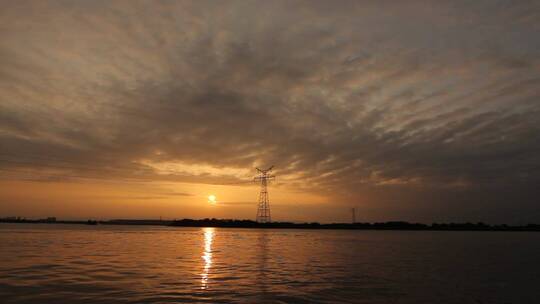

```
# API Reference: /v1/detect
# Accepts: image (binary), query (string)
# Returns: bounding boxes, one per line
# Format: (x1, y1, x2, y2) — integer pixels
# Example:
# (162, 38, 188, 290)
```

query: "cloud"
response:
(1, 0, 539, 222)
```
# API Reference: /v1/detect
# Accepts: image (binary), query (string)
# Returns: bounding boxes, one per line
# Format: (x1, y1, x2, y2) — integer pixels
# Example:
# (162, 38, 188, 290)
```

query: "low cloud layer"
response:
(1, 1, 539, 222)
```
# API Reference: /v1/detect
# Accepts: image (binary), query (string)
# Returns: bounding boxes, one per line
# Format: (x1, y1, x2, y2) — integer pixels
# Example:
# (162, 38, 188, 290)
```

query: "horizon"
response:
(3, 215, 540, 227)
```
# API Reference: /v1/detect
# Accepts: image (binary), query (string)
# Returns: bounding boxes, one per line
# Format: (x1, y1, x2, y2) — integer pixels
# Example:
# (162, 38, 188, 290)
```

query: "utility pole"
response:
(254, 166, 275, 223)
(351, 208, 356, 224)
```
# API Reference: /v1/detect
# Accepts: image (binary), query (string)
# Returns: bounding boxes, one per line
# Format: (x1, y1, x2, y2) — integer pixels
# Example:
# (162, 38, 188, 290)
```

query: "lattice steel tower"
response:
(254, 166, 275, 223)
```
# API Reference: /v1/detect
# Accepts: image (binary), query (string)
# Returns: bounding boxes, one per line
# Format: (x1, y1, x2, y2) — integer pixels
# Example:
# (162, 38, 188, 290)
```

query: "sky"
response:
(1, 0, 539, 223)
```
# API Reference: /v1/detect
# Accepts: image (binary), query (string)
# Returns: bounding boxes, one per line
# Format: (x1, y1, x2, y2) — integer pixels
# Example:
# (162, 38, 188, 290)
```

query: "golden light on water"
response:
(201, 228, 214, 289)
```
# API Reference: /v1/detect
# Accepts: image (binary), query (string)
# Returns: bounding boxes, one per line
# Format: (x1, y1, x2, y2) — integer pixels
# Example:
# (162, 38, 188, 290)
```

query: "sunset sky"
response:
(1, 1, 539, 223)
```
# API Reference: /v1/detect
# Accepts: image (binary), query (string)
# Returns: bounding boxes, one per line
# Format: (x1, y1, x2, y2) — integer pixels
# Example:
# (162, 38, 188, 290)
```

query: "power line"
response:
(0, 156, 255, 186)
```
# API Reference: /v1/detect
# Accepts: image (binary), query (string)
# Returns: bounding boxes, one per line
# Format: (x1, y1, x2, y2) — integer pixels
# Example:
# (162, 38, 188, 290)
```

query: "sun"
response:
(208, 195, 217, 204)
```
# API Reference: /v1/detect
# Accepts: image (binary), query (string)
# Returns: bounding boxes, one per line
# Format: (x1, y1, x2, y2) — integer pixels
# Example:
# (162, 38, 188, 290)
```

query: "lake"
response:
(0, 223, 539, 303)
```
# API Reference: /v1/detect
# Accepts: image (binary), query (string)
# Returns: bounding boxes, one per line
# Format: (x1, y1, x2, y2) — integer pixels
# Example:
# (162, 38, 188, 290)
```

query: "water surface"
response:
(1, 223, 539, 303)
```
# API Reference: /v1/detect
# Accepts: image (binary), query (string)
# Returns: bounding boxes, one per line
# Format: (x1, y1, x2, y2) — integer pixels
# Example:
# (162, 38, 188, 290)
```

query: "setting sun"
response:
(208, 195, 217, 204)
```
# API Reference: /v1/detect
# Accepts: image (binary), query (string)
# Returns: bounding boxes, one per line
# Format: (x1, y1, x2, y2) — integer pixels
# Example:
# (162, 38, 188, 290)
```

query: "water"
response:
(0, 224, 539, 303)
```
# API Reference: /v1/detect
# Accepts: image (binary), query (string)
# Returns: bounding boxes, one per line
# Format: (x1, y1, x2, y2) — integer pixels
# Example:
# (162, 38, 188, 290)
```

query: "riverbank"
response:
(2, 218, 540, 231)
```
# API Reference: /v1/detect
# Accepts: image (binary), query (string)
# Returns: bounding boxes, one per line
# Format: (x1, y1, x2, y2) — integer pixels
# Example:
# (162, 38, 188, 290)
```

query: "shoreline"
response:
(1, 218, 540, 232)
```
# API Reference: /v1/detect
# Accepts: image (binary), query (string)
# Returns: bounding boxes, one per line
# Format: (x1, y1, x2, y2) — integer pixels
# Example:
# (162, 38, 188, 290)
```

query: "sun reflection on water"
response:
(201, 227, 214, 289)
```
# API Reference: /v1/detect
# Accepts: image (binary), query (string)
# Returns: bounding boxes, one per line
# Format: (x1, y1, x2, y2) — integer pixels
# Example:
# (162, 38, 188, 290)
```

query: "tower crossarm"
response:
(256, 166, 274, 174)
(253, 175, 275, 181)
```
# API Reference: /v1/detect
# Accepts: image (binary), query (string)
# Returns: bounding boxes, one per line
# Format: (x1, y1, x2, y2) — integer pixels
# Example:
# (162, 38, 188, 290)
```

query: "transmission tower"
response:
(254, 166, 275, 223)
